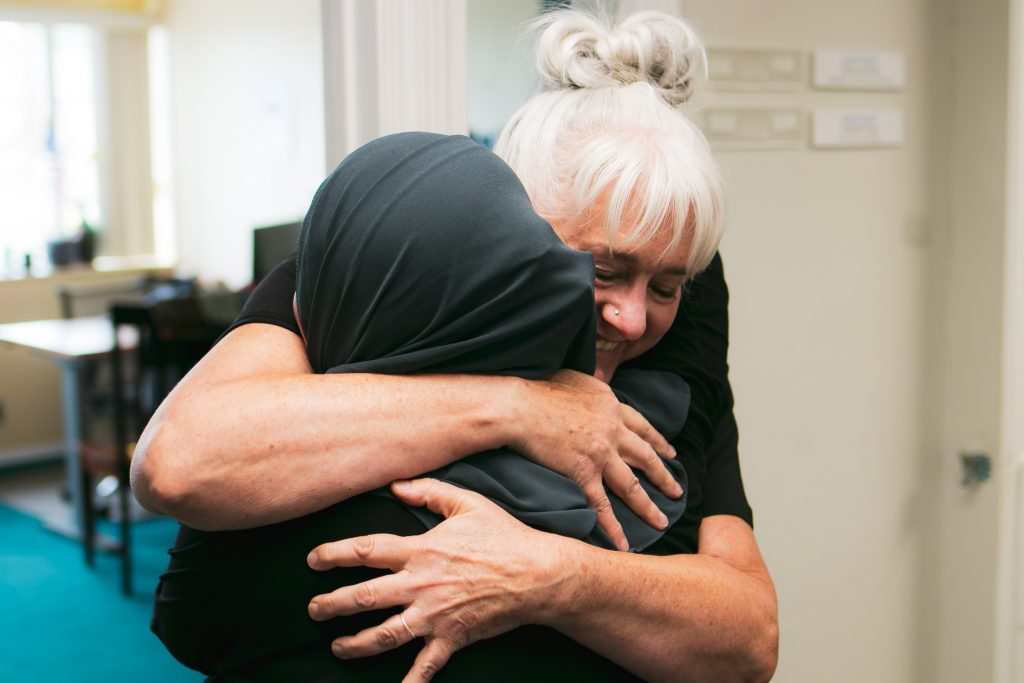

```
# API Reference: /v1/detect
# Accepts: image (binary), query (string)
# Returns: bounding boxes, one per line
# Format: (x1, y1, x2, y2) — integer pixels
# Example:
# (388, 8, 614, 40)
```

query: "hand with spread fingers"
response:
(307, 478, 575, 683)
(513, 369, 682, 550)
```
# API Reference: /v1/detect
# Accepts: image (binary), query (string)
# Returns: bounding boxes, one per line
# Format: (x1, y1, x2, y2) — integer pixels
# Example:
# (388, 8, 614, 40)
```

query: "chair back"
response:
(109, 296, 221, 450)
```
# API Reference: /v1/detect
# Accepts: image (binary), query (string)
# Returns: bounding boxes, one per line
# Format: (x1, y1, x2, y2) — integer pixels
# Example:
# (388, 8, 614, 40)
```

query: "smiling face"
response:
(548, 211, 691, 383)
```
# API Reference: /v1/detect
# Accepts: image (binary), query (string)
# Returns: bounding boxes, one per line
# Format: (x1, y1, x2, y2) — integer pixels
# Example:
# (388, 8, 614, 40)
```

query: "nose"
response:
(600, 286, 647, 340)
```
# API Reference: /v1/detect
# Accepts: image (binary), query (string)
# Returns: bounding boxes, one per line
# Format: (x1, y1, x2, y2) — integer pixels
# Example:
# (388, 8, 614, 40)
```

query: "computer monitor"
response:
(252, 221, 301, 283)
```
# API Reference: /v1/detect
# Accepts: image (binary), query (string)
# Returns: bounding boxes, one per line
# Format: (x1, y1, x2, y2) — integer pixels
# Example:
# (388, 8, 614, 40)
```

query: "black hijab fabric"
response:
(295, 132, 687, 551)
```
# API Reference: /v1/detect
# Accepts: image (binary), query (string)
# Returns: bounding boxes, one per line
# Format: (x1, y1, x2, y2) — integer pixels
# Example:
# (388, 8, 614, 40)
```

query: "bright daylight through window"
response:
(0, 22, 100, 277)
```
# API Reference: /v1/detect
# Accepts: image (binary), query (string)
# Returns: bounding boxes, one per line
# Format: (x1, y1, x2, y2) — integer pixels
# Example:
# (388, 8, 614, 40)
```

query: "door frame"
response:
(995, 1, 1024, 680)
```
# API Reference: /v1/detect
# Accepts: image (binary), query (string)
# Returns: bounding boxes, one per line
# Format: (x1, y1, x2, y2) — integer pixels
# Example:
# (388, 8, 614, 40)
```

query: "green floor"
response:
(0, 503, 203, 682)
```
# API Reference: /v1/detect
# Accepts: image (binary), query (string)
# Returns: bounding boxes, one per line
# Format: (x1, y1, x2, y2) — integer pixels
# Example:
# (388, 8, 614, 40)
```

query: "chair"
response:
(56, 275, 197, 441)
(77, 296, 219, 595)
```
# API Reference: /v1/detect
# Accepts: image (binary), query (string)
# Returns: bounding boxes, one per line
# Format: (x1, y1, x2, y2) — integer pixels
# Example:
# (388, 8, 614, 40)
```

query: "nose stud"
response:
(611, 307, 620, 317)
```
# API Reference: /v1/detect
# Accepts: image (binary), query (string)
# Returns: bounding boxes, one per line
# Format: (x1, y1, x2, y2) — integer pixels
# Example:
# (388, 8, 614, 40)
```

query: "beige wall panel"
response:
(680, 0, 1012, 679)
(681, 0, 936, 680)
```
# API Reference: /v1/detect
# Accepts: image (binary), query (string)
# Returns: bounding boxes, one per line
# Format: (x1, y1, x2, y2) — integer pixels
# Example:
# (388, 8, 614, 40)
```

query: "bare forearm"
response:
(532, 515, 778, 683)
(544, 547, 776, 682)
(132, 362, 516, 530)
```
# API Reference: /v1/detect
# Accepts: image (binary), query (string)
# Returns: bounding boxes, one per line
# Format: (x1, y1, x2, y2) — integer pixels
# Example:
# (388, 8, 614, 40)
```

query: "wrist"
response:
(497, 376, 530, 452)
(416, 374, 518, 457)
(532, 534, 591, 629)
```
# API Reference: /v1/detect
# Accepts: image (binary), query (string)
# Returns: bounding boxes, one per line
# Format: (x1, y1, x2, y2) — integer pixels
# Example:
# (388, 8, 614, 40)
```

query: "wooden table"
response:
(0, 316, 136, 539)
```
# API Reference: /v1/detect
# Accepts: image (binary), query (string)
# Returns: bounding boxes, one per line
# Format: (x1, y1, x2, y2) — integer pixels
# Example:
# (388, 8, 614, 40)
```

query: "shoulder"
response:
(227, 255, 300, 337)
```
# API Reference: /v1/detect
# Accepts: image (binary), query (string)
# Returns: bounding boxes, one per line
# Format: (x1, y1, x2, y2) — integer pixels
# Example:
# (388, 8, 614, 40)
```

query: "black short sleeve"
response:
(224, 255, 300, 337)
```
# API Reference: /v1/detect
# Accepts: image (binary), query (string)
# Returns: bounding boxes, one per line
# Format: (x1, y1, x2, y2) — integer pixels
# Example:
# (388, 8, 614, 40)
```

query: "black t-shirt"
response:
(228, 253, 752, 553)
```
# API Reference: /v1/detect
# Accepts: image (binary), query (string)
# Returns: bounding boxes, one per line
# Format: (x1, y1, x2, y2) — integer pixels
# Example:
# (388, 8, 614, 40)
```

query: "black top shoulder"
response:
(229, 255, 301, 336)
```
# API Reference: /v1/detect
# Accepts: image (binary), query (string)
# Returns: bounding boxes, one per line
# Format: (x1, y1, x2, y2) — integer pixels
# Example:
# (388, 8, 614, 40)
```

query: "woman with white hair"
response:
(134, 8, 778, 682)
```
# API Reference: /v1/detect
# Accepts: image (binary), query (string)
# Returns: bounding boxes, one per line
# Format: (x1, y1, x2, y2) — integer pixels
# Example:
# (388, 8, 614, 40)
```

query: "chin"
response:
(594, 366, 615, 384)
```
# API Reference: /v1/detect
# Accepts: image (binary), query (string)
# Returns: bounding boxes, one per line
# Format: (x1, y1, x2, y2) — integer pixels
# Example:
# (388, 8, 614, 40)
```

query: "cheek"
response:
(649, 304, 678, 338)
(637, 303, 679, 352)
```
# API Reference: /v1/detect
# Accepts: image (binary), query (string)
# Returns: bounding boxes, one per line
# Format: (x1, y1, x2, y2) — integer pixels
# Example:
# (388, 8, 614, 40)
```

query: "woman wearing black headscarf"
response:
(153, 131, 691, 681)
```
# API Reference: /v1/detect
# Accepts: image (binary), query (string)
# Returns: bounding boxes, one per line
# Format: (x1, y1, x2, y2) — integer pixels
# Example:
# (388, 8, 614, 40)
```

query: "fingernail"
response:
(673, 483, 683, 498)
(392, 480, 412, 493)
(332, 642, 348, 659)
(308, 601, 321, 619)
(658, 512, 669, 529)
(307, 551, 319, 567)
(669, 446, 677, 457)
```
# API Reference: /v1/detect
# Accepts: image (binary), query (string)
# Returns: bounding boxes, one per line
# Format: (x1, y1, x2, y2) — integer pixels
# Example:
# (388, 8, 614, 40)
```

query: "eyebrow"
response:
(601, 250, 688, 277)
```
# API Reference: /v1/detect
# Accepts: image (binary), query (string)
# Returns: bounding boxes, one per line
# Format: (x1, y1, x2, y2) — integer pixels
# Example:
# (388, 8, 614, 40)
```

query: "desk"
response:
(0, 317, 136, 539)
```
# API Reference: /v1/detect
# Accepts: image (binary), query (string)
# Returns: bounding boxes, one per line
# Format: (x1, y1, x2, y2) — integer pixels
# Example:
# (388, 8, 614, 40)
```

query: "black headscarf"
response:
(296, 132, 595, 377)
(296, 132, 687, 551)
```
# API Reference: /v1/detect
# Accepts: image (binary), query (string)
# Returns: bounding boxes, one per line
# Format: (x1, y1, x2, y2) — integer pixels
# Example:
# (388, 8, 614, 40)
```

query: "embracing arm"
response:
(131, 323, 676, 544)
(547, 515, 777, 682)
(131, 323, 511, 529)
(309, 480, 777, 683)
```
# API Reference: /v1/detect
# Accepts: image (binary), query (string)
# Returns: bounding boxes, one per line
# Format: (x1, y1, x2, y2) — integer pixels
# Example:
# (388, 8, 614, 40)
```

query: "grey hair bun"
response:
(533, 9, 707, 106)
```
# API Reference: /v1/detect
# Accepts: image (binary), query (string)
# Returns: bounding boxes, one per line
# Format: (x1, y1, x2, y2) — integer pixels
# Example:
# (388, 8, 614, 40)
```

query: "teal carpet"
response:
(0, 503, 203, 682)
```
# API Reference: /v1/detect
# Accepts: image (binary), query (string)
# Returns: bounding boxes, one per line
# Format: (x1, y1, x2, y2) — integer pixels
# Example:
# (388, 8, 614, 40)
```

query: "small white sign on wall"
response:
(707, 48, 804, 90)
(813, 50, 905, 90)
(811, 108, 904, 148)
(702, 108, 803, 150)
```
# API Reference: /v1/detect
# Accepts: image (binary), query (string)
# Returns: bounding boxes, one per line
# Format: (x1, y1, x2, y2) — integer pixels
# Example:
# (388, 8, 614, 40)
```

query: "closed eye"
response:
(650, 281, 683, 301)
(595, 269, 622, 283)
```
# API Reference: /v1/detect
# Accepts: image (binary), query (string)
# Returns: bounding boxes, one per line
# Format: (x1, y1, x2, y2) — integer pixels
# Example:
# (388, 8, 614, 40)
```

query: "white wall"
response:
(675, 0, 1012, 681)
(680, 1, 934, 680)
(163, 0, 325, 288)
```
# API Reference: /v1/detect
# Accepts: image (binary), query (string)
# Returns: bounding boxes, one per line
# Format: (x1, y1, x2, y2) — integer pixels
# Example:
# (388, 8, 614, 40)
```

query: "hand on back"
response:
(508, 369, 682, 551)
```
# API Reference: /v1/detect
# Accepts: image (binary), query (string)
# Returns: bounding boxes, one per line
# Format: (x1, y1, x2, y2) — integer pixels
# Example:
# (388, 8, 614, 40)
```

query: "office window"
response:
(0, 22, 101, 273)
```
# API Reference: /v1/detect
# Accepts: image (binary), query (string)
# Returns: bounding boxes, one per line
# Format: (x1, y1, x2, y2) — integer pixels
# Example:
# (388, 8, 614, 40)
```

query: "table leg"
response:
(59, 360, 85, 538)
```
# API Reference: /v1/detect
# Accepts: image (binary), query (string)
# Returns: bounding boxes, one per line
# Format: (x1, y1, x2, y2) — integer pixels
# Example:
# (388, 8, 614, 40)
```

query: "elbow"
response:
(740, 584, 779, 683)
(670, 614, 778, 683)
(745, 614, 779, 683)
(663, 588, 779, 683)
(708, 610, 777, 683)
(704, 581, 778, 683)
(130, 420, 194, 520)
